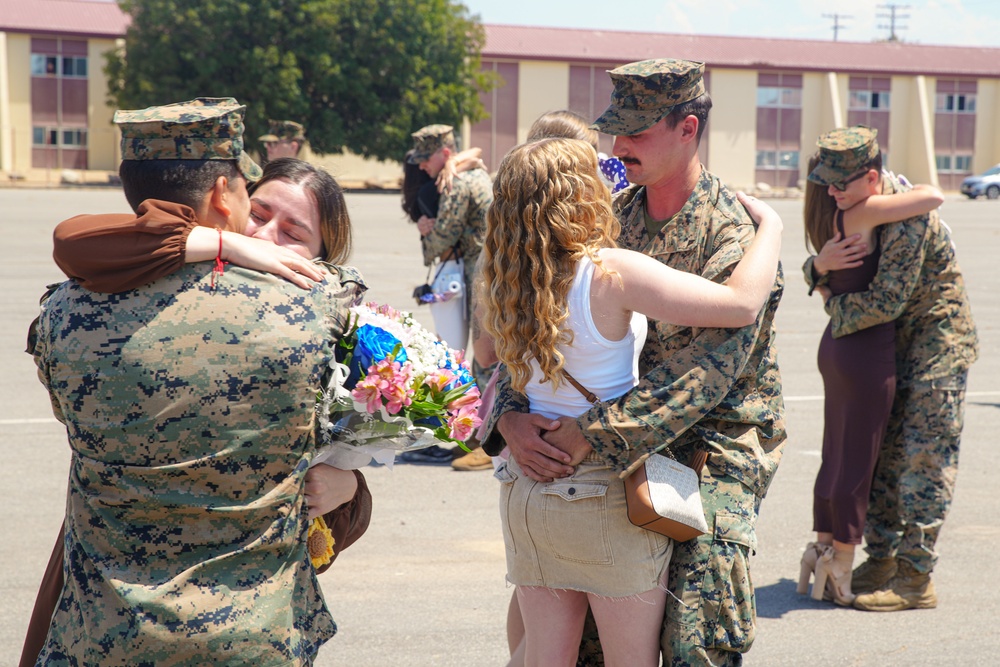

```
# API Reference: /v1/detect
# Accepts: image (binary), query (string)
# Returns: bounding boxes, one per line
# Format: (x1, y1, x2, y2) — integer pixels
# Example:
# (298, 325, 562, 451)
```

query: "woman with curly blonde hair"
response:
(481, 137, 783, 667)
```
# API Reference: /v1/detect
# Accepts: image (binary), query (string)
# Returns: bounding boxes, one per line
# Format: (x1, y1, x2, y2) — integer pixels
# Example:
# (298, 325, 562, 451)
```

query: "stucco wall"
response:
(706, 68, 757, 191)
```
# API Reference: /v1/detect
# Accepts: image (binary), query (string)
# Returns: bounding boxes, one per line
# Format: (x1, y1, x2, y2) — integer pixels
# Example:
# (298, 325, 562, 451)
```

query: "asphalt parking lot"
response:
(1, 187, 998, 666)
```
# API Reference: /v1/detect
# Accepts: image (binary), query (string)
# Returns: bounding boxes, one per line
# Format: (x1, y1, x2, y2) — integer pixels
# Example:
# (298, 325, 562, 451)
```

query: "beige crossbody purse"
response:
(560, 369, 710, 541)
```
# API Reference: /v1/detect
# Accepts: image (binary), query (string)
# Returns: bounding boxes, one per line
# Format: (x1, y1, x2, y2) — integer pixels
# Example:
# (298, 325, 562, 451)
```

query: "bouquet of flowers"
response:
(312, 302, 482, 470)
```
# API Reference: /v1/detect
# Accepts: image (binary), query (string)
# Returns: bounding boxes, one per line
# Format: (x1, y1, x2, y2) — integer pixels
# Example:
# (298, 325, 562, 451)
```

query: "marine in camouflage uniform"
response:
(259, 118, 307, 161)
(804, 127, 978, 611)
(481, 60, 786, 666)
(30, 99, 367, 666)
(407, 124, 492, 300)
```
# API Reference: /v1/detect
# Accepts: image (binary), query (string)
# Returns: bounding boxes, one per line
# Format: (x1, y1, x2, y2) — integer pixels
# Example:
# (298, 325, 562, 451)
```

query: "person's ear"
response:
(680, 115, 699, 143)
(208, 176, 233, 219)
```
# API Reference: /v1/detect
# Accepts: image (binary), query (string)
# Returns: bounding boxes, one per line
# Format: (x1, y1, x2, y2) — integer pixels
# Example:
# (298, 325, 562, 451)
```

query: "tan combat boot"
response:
(852, 560, 937, 611)
(851, 556, 897, 594)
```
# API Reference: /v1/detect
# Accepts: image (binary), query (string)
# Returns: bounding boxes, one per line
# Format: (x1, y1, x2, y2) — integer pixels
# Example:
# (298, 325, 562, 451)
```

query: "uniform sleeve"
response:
(479, 365, 530, 457)
(421, 183, 470, 264)
(825, 218, 925, 338)
(577, 226, 764, 468)
(53, 211, 196, 293)
(30, 288, 67, 425)
(802, 255, 829, 296)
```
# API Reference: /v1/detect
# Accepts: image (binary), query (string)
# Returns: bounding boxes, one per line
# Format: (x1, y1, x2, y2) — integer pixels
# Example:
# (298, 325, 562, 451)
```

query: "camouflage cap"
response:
(115, 97, 262, 182)
(407, 124, 455, 164)
(592, 59, 706, 136)
(258, 119, 306, 143)
(808, 126, 880, 186)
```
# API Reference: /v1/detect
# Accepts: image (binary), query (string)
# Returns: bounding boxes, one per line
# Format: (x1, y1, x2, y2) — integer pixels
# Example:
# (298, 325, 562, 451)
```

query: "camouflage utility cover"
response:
(32, 262, 366, 666)
(592, 59, 706, 136)
(408, 124, 455, 163)
(115, 97, 262, 182)
(809, 125, 879, 186)
(259, 118, 306, 142)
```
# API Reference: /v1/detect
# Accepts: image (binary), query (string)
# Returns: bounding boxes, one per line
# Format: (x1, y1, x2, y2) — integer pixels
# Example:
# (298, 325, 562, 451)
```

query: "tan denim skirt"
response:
(497, 452, 672, 597)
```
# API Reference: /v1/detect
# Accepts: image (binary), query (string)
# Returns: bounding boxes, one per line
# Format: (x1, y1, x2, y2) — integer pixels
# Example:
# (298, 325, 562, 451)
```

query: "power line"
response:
(877, 3, 911, 42)
(822, 13, 852, 41)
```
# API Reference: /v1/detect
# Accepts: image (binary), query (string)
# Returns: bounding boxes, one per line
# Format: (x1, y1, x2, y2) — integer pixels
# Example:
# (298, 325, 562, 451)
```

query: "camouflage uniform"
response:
(483, 59, 786, 667)
(407, 124, 492, 293)
(29, 99, 367, 666)
(804, 131, 978, 574)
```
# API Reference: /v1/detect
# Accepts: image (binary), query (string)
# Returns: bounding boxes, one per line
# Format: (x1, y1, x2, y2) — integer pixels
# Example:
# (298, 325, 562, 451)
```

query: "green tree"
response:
(105, 0, 492, 160)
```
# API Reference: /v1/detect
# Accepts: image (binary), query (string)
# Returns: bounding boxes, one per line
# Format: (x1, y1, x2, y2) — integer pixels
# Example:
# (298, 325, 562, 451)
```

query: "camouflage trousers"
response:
(577, 471, 760, 667)
(864, 372, 967, 574)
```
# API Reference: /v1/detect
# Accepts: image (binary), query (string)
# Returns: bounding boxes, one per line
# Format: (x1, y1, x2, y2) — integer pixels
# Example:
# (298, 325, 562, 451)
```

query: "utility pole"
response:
(823, 13, 852, 41)
(877, 3, 910, 42)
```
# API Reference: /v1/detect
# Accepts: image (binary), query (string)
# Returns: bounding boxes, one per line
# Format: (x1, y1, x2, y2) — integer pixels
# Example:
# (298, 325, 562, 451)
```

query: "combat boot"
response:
(851, 556, 897, 594)
(852, 560, 937, 612)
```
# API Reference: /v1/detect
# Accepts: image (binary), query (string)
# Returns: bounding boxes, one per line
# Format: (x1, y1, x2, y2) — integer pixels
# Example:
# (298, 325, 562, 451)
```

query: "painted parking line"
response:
(4, 391, 1000, 425)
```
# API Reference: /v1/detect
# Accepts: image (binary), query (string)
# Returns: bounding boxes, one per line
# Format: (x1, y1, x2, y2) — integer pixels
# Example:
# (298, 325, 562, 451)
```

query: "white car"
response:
(960, 165, 1000, 199)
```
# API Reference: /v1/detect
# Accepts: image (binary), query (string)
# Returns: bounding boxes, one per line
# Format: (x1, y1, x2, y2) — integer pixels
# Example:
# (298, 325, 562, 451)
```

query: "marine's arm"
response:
(421, 182, 471, 262)
(825, 215, 927, 337)
(576, 221, 770, 469)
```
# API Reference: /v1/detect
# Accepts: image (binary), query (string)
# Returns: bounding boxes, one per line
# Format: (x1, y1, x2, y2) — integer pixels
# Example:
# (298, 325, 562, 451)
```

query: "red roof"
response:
(0, 0, 128, 38)
(484, 24, 1000, 78)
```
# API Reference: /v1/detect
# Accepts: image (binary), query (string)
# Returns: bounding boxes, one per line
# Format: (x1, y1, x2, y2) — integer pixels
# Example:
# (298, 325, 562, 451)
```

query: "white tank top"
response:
(525, 255, 647, 420)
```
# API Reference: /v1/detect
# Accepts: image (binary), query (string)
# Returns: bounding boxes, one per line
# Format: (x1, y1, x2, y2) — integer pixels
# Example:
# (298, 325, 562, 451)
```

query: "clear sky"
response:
(460, 0, 1000, 48)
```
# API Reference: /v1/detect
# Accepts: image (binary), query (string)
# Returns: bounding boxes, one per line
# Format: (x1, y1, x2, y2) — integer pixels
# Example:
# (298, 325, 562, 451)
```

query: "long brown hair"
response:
(481, 138, 620, 393)
(804, 153, 839, 253)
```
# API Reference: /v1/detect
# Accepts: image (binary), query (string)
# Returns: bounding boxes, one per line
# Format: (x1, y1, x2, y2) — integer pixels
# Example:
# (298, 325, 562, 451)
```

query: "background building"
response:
(475, 24, 1000, 192)
(0, 0, 127, 180)
(2, 2, 999, 190)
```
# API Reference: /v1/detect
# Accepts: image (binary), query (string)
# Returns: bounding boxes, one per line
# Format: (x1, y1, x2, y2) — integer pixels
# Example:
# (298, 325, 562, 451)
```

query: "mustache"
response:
(620, 157, 640, 166)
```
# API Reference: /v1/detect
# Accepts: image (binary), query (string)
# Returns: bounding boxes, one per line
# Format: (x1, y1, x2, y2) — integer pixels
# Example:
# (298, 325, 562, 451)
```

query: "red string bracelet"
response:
(210, 228, 226, 288)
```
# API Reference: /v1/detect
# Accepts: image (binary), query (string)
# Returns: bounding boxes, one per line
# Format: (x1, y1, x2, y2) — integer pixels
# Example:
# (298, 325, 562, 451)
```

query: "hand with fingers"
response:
(497, 412, 573, 482)
(814, 231, 868, 276)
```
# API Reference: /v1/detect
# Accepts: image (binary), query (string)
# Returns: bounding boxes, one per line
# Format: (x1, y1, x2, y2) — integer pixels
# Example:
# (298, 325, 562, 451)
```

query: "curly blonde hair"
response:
(481, 138, 620, 393)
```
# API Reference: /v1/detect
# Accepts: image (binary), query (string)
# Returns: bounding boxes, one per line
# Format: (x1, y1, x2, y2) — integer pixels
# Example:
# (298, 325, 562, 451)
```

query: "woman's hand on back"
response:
(813, 231, 867, 275)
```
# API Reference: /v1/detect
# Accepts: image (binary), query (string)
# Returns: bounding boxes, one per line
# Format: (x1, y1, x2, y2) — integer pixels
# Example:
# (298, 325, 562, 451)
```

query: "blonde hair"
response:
(481, 138, 620, 393)
(526, 110, 600, 152)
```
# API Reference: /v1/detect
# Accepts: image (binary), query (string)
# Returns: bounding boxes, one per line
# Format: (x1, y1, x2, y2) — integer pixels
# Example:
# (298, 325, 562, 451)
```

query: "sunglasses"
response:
(830, 170, 868, 192)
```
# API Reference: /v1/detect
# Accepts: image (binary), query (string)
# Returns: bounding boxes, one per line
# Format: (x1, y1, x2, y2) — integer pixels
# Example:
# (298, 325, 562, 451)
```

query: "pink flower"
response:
(352, 374, 386, 413)
(447, 406, 483, 442)
(447, 385, 481, 412)
(376, 360, 415, 415)
(423, 368, 456, 392)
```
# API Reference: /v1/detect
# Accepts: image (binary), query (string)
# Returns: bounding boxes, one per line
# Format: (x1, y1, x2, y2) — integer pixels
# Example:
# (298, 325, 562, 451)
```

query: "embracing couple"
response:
(478, 59, 785, 667)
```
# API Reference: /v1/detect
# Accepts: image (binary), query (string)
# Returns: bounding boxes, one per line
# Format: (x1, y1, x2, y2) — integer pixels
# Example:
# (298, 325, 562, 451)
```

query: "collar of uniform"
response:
(636, 168, 713, 256)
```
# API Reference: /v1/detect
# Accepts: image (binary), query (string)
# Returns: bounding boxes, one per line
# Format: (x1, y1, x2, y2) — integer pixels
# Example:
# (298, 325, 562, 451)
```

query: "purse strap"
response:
(543, 363, 708, 482)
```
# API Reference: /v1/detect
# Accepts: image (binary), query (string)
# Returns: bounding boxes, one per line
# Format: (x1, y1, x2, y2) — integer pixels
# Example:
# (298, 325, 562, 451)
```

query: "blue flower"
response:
(348, 325, 407, 385)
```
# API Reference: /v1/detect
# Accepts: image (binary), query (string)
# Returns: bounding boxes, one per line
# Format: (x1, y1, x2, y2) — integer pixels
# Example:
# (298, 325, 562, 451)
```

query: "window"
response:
(30, 54, 58, 76)
(62, 129, 87, 146)
(937, 154, 973, 173)
(62, 57, 87, 78)
(936, 93, 977, 113)
(757, 87, 802, 108)
(756, 150, 776, 168)
(33, 126, 87, 147)
(756, 150, 799, 170)
(850, 90, 890, 110)
(778, 151, 799, 169)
